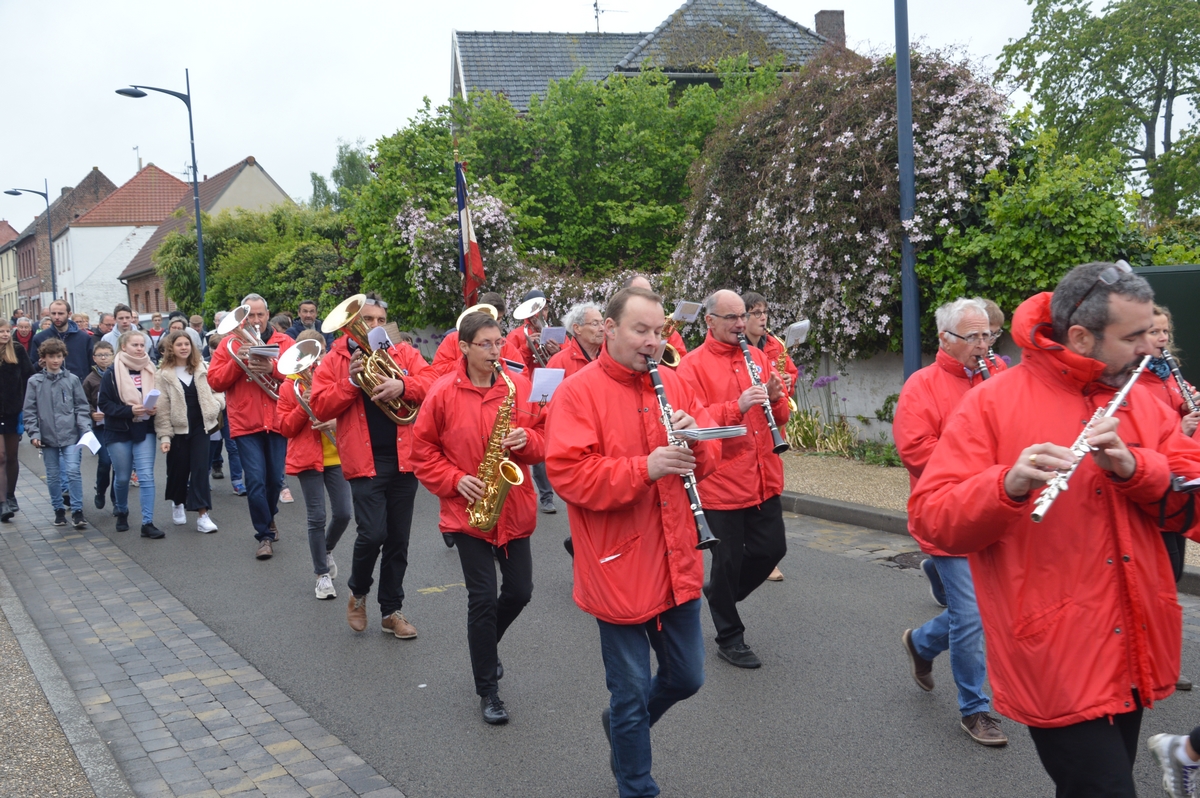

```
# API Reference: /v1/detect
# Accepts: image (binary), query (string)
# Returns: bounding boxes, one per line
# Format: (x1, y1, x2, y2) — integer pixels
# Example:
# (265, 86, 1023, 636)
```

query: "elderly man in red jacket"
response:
(910, 262, 1200, 797)
(546, 301, 604, 377)
(894, 297, 1008, 747)
(676, 289, 789, 669)
(546, 286, 720, 798)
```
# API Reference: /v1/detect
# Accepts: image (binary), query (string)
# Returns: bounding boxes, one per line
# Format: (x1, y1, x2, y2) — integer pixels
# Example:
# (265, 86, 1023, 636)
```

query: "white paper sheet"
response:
(784, 320, 811, 348)
(368, 326, 393, 351)
(142, 389, 161, 411)
(248, 345, 280, 358)
(670, 425, 747, 442)
(502, 358, 525, 374)
(75, 430, 102, 454)
(540, 326, 567, 346)
(672, 302, 703, 323)
(529, 368, 565, 404)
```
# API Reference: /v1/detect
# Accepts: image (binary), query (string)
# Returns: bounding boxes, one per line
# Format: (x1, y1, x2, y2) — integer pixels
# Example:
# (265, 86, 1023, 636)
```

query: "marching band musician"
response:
(625, 275, 688, 360)
(545, 286, 719, 798)
(894, 298, 1008, 747)
(546, 302, 604, 377)
(909, 263, 1200, 796)
(508, 288, 559, 514)
(430, 291, 523, 378)
(676, 289, 789, 670)
(207, 293, 295, 561)
(412, 311, 544, 726)
(308, 293, 431, 641)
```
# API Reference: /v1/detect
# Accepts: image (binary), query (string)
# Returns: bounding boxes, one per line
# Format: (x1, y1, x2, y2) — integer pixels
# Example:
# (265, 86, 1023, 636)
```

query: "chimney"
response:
(815, 10, 845, 47)
(61, 187, 71, 196)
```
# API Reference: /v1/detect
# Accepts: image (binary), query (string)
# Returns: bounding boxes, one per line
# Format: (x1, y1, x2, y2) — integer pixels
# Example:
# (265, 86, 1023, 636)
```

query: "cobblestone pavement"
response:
(0, 471, 404, 798)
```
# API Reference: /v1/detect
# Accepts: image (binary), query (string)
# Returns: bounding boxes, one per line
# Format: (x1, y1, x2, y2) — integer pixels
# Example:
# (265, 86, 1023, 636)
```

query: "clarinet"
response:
(1162, 348, 1200, 413)
(644, 356, 719, 550)
(736, 333, 790, 454)
(1031, 355, 1150, 523)
(987, 346, 1000, 369)
(976, 356, 992, 380)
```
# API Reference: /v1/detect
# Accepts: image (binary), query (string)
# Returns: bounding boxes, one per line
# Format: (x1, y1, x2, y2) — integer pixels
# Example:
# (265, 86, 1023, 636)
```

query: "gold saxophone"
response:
(467, 362, 526, 532)
(768, 329, 798, 412)
(660, 315, 682, 368)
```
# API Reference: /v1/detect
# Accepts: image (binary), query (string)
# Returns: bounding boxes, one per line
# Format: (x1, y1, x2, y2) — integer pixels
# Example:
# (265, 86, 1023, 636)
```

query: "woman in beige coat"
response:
(155, 331, 224, 533)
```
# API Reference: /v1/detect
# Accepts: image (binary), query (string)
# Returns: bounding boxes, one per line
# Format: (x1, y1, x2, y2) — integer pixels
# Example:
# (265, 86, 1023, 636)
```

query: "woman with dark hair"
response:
(0, 319, 35, 520)
(156, 330, 224, 533)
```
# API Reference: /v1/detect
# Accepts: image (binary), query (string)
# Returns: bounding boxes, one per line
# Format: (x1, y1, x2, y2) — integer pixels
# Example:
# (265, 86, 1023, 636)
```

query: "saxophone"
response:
(467, 362, 526, 532)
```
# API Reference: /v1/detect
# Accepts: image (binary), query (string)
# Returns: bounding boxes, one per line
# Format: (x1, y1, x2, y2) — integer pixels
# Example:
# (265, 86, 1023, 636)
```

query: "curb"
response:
(781, 490, 1200, 597)
(0, 563, 133, 798)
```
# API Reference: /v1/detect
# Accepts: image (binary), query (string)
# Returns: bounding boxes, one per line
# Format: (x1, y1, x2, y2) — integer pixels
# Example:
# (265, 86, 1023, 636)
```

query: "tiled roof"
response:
(0, 220, 17, 246)
(455, 31, 645, 112)
(616, 0, 825, 72)
(73, 165, 189, 228)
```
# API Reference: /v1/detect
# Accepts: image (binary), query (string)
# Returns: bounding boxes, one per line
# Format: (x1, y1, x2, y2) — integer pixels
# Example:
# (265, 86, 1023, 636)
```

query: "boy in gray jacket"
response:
(24, 338, 91, 528)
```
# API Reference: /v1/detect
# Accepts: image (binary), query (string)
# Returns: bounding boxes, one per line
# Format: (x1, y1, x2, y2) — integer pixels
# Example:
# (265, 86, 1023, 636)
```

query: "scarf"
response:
(115, 350, 155, 409)
(1148, 356, 1171, 381)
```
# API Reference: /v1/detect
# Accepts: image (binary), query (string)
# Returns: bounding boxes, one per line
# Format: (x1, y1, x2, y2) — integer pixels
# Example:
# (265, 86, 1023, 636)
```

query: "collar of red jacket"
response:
(702, 329, 742, 355)
(1012, 291, 1107, 390)
(934, 347, 979, 379)
(452, 356, 510, 397)
(598, 348, 652, 386)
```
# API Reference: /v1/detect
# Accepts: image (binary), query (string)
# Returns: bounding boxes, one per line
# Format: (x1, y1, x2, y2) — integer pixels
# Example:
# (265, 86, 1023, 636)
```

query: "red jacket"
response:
(909, 292, 1200, 728)
(278, 375, 328, 475)
(430, 329, 524, 378)
(546, 337, 597, 377)
(666, 329, 688, 361)
(506, 323, 550, 373)
(207, 327, 294, 438)
(676, 331, 790, 510)
(412, 360, 545, 545)
(307, 336, 432, 478)
(1139, 367, 1193, 418)
(894, 348, 1007, 557)
(545, 350, 720, 625)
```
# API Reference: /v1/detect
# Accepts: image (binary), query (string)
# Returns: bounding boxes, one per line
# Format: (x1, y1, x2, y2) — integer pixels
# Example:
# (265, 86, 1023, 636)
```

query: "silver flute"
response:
(1031, 355, 1150, 523)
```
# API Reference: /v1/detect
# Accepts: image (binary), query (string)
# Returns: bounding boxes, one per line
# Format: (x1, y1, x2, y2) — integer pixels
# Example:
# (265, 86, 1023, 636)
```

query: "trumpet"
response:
(322, 294, 419, 425)
(216, 305, 281, 400)
(278, 339, 335, 446)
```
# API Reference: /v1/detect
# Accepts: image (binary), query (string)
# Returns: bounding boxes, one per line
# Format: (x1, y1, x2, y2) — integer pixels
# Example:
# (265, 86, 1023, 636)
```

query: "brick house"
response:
(0, 220, 18, 319)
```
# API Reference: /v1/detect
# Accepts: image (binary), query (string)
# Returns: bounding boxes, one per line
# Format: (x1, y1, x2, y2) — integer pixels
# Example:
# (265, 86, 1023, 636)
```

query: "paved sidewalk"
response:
(0, 471, 403, 798)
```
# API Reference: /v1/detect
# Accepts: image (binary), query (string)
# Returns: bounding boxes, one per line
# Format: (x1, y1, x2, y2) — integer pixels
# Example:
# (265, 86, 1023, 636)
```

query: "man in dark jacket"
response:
(285, 300, 333, 347)
(31, 299, 94, 380)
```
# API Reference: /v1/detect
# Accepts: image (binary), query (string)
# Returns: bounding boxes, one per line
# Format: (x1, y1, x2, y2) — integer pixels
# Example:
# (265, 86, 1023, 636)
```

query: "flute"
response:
(736, 333, 790, 454)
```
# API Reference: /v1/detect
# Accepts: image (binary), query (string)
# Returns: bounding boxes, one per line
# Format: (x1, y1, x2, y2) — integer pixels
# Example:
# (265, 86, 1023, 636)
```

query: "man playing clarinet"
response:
(545, 286, 720, 798)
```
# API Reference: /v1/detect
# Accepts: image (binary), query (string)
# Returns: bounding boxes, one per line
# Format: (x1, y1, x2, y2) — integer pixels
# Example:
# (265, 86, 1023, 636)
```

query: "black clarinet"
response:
(736, 333, 790, 454)
(976, 356, 991, 380)
(644, 356, 719, 550)
(1163, 348, 1200, 413)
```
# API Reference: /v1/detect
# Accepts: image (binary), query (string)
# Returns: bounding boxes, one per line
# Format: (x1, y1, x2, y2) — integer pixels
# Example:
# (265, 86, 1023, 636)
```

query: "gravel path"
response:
(781, 452, 910, 512)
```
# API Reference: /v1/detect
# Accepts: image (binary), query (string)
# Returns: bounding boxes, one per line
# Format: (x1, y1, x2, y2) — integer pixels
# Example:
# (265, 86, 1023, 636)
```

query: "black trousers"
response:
(165, 428, 212, 511)
(348, 463, 417, 617)
(704, 494, 787, 648)
(1163, 532, 1186, 583)
(1027, 707, 1143, 798)
(450, 533, 533, 696)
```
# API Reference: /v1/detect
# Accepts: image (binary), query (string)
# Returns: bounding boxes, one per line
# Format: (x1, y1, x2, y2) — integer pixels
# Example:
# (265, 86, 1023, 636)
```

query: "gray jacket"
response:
(23, 369, 91, 447)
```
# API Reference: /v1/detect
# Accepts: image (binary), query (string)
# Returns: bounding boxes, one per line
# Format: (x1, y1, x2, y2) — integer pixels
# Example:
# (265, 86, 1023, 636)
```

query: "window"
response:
(154, 288, 160, 311)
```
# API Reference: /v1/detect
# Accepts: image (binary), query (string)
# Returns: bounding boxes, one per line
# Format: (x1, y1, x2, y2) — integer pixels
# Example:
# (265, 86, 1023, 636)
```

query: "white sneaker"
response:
(315, 574, 336, 600)
(280, 487, 294, 504)
(326, 553, 337, 580)
(172, 504, 186, 525)
(1148, 734, 1200, 798)
(196, 513, 218, 534)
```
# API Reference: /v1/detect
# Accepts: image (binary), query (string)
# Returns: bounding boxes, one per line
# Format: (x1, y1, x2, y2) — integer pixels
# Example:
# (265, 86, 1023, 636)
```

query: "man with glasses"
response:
(676, 289, 790, 669)
(430, 292, 523, 378)
(910, 262, 1200, 795)
(547, 302, 604, 377)
(309, 292, 431, 640)
(895, 297, 1008, 747)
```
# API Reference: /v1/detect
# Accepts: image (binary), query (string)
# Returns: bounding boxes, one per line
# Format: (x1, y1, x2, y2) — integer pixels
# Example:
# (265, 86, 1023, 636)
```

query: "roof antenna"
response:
(593, 0, 626, 33)
(133, 145, 142, 171)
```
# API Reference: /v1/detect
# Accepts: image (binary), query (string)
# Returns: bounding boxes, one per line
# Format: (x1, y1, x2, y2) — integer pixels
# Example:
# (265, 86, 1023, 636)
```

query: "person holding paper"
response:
(98, 331, 164, 538)
(82, 341, 116, 511)
(0, 318, 34, 522)
(548, 303, 604, 378)
(23, 338, 91, 529)
(412, 311, 544, 725)
(155, 331, 224, 534)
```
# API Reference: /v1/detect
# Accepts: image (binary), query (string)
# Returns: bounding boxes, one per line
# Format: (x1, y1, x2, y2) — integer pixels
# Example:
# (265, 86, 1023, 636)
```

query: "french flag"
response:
(455, 161, 486, 306)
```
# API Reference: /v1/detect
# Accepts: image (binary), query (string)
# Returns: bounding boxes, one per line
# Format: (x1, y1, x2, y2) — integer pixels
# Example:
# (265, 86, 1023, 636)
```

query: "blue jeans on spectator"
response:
(43, 445, 83, 512)
(108, 435, 157, 525)
(236, 431, 287, 541)
(910, 555, 990, 717)
(597, 598, 705, 798)
(213, 416, 243, 482)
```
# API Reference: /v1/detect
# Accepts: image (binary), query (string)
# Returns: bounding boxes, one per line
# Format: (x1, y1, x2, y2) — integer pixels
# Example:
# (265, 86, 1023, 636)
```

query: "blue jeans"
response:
(43, 445, 82, 512)
(108, 435, 157, 525)
(236, 431, 287, 541)
(597, 599, 705, 798)
(910, 555, 990, 716)
(211, 416, 243, 481)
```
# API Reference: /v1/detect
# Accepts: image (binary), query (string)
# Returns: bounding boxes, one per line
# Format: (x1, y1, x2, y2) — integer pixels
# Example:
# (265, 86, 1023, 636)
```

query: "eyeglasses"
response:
(710, 313, 748, 323)
(578, 320, 603, 329)
(748, 309, 767, 319)
(363, 297, 389, 310)
(1068, 260, 1132, 326)
(944, 330, 992, 345)
(468, 339, 506, 351)
(989, 330, 1003, 343)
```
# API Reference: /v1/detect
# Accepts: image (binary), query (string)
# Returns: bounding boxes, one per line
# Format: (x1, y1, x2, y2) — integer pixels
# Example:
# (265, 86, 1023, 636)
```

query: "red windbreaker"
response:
(546, 337, 596, 377)
(909, 292, 1200, 728)
(545, 350, 720, 625)
(278, 377, 328, 475)
(1138, 368, 1193, 418)
(676, 331, 790, 510)
(894, 348, 1007, 557)
(430, 329, 524, 378)
(412, 361, 545, 546)
(207, 327, 294, 438)
(307, 336, 432, 478)
(758, 333, 800, 388)
(506, 323, 547, 373)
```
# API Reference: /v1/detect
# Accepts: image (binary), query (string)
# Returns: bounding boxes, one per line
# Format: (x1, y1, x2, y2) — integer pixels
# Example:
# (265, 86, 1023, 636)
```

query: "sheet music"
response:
(670, 425, 747, 442)
(784, 320, 811, 348)
(248, 345, 280, 358)
(75, 430, 102, 454)
(530, 368, 565, 403)
(673, 301, 703, 323)
(368, 326, 393, 351)
(540, 326, 567, 346)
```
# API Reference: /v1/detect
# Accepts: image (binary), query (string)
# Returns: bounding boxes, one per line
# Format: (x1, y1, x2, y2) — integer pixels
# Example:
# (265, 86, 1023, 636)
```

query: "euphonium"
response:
(468, 361, 525, 532)
(321, 294, 419, 425)
(768, 328, 799, 412)
(278, 339, 335, 446)
(216, 305, 281, 400)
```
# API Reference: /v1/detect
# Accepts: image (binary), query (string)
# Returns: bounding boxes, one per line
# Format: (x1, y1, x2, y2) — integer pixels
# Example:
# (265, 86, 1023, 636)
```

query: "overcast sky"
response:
(0, 0, 1034, 232)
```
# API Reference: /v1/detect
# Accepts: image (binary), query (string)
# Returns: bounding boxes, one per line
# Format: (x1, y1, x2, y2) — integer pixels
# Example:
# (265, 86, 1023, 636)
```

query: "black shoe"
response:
(115, 513, 130, 532)
(54, 508, 67, 526)
(717, 642, 762, 669)
(72, 511, 87, 529)
(0, 501, 13, 523)
(481, 692, 509, 725)
(496, 660, 504, 681)
(94, 491, 105, 510)
(443, 533, 456, 548)
(211, 466, 224, 480)
(601, 709, 617, 777)
(1178, 678, 1193, 691)
(564, 537, 574, 557)
(140, 523, 164, 539)
(5, 496, 16, 513)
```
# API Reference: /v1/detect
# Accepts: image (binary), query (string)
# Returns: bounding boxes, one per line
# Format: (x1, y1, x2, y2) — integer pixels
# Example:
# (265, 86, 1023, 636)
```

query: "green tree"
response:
(999, 0, 1200, 218)
(310, 139, 373, 212)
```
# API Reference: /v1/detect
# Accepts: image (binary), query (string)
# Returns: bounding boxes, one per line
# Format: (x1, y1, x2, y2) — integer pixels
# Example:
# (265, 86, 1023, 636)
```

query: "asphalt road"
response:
(20, 442, 1200, 797)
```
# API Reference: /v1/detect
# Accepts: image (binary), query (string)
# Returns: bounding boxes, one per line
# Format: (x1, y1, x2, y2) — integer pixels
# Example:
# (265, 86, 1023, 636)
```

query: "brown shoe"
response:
(255, 539, 273, 560)
(767, 567, 784, 582)
(902, 629, 934, 691)
(347, 595, 367, 632)
(268, 520, 280, 541)
(382, 611, 417, 639)
(961, 712, 1008, 746)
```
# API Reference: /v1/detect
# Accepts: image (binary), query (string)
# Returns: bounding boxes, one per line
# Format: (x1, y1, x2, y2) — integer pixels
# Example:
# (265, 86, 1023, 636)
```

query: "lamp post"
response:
(116, 68, 207, 296)
(895, 0, 920, 380)
(5, 179, 57, 302)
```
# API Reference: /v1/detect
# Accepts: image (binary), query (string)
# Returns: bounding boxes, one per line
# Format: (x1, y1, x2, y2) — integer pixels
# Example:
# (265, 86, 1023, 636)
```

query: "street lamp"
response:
(894, 0, 920, 380)
(5, 179, 57, 301)
(115, 68, 207, 296)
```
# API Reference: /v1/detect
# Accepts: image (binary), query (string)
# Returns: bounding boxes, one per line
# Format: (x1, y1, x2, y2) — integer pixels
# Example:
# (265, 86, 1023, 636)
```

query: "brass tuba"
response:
(322, 294, 419, 425)
(514, 296, 551, 367)
(216, 305, 281, 400)
(278, 338, 335, 445)
(467, 361, 525, 532)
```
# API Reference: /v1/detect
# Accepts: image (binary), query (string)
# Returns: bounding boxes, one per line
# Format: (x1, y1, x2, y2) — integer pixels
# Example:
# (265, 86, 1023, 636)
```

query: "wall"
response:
(212, 166, 290, 214)
(126, 272, 176, 316)
(63, 226, 158, 321)
(0, 245, 17, 319)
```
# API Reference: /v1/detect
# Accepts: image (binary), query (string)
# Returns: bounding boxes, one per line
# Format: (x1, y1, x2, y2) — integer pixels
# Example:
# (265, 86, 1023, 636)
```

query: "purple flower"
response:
(812, 375, 839, 389)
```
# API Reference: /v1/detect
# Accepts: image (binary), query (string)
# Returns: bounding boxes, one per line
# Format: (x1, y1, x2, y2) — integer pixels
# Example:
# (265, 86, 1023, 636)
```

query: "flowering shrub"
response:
(671, 46, 1014, 364)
